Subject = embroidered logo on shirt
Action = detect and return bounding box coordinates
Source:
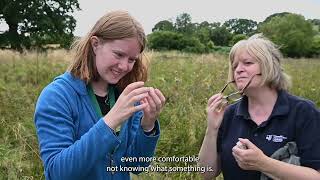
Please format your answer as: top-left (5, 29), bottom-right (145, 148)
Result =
top-left (266, 135), bottom-right (287, 142)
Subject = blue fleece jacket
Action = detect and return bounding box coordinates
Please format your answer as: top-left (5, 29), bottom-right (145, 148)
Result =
top-left (34, 72), bottom-right (160, 180)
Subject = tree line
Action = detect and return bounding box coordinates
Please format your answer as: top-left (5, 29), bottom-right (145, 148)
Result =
top-left (0, 1), bottom-right (319, 57)
top-left (148, 12), bottom-right (320, 57)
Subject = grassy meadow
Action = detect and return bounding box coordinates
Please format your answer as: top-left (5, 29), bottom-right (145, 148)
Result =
top-left (0, 50), bottom-right (319, 179)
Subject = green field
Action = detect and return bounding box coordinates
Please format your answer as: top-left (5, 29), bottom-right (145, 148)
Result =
top-left (0, 50), bottom-right (319, 179)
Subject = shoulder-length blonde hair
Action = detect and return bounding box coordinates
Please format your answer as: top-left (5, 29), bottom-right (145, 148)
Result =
top-left (67, 10), bottom-right (148, 91)
top-left (228, 33), bottom-right (291, 91)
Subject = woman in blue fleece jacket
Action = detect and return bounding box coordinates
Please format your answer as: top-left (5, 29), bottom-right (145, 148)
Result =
top-left (34, 10), bottom-right (165, 180)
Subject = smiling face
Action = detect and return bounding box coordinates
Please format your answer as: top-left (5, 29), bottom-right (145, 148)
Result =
top-left (91, 37), bottom-right (141, 84)
top-left (232, 48), bottom-right (262, 91)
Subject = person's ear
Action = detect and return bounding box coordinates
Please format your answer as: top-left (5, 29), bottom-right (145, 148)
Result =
top-left (90, 36), bottom-right (99, 54)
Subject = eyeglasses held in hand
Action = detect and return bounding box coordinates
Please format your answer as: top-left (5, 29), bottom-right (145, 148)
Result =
top-left (215, 74), bottom-right (260, 112)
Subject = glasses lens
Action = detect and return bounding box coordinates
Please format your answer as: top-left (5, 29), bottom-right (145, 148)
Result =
top-left (225, 93), bottom-right (243, 103)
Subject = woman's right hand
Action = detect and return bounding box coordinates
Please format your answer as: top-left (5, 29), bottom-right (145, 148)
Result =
top-left (103, 81), bottom-right (150, 130)
top-left (206, 93), bottom-right (227, 131)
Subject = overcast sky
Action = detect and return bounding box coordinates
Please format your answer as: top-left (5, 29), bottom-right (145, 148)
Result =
top-left (73, 0), bottom-right (320, 36)
top-left (0, 0), bottom-right (319, 36)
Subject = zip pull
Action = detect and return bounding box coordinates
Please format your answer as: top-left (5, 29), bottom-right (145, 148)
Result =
top-left (110, 153), bottom-right (115, 175)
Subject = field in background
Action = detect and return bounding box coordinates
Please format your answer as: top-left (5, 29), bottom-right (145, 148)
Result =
top-left (0, 50), bottom-right (319, 179)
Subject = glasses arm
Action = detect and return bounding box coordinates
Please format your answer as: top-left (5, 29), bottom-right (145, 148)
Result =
top-left (239, 73), bottom-right (261, 94)
top-left (219, 80), bottom-right (235, 93)
top-left (220, 73), bottom-right (261, 100)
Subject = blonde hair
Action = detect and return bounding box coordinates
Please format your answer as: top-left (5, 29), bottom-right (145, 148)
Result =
top-left (228, 33), bottom-right (291, 91)
top-left (67, 10), bottom-right (148, 91)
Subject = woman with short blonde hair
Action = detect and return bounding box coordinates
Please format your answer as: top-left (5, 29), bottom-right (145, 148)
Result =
top-left (199, 34), bottom-right (320, 180)
top-left (228, 34), bottom-right (291, 91)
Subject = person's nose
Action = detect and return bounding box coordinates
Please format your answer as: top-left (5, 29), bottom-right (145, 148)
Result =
top-left (235, 63), bottom-right (244, 75)
top-left (117, 59), bottom-right (129, 72)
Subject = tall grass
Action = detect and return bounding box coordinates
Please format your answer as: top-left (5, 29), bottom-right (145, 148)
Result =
top-left (0, 50), bottom-right (319, 179)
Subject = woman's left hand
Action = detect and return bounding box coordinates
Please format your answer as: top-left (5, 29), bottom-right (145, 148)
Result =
top-left (232, 138), bottom-right (268, 171)
top-left (140, 87), bottom-right (166, 131)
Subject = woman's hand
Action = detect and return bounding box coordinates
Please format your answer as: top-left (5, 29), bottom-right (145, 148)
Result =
top-left (206, 93), bottom-right (227, 131)
top-left (104, 81), bottom-right (150, 130)
top-left (232, 138), bottom-right (268, 171)
top-left (140, 87), bottom-right (166, 131)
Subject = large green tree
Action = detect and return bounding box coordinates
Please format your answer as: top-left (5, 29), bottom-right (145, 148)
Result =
top-left (309, 19), bottom-right (320, 35)
top-left (147, 31), bottom-right (205, 53)
top-left (193, 21), bottom-right (212, 45)
top-left (223, 18), bottom-right (257, 36)
top-left (210, 26), bottom-right (232, 46)
top-left (0, 0), bottom-right (80, 51)
top-left (152, 20), bottom-right (175, 32)
top-left (175, 13), bottom-right (194, 34)
top-left (262, 12), bottom-right (291, 24)
top-left (259, 13), bottom-right (315, 57)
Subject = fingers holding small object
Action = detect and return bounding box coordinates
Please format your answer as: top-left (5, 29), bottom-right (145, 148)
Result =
top-left (154, 88), bottom-right (166, 107)
top-left (148, 87), bottom-right (161, 111)
top-left (208, 93), bottom-right (222, 106)
top-left (146, 94), bottom-right (157, 112)
top-left (208, 94), bottom-right (223, 107)
top-left (208, 95), bottom-right (228, 112)
top-left (236, 141), bottom-right (248, 150)
top-left (132, 102), bottom-right (148, 112)
top-left (128, 87), bottom-right (151, 98)
top-left (122, 81), bottom-right (145, 95)
top-left (215, 100), bottom-right (228, 112)
top-left (130, 92), bottom-right (149, 104)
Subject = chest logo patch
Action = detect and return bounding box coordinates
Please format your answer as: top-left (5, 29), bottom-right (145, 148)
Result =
top-left (266, 135), bottom-right (287, 142)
